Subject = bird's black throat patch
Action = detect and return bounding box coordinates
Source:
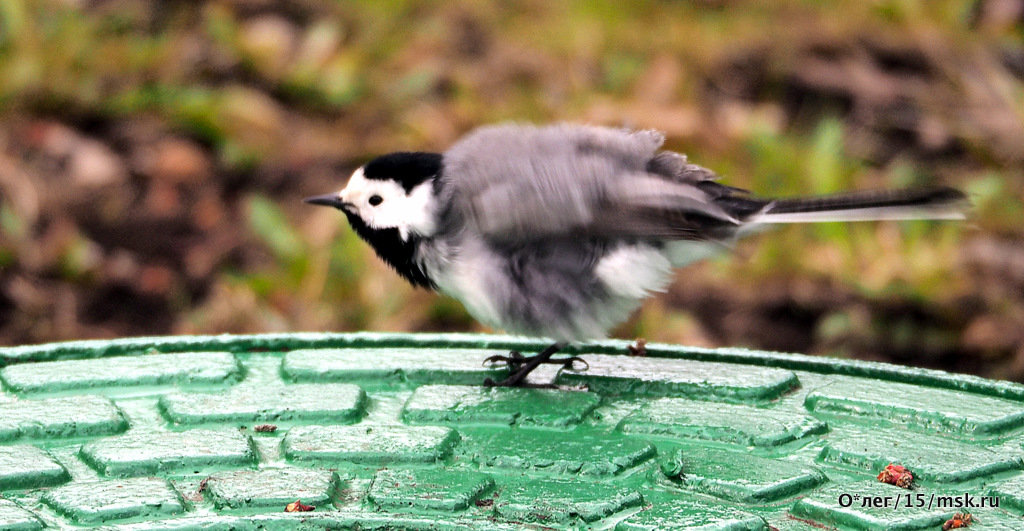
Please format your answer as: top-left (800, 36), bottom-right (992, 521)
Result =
top-left (362, 152), bottom-right (443, 193)
top-left (342, 210), bottom-right (436, 289)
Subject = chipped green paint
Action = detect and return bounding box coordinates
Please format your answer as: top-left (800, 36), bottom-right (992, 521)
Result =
top-left (80, 429), bottom-right (257, 477)
top-left (90, 511), bottom-right (524, 530)
top-left (494, 479), bottom-right (643, 523)
top-left (657, 445), bottom-right (827, 503)
top-left (791, 481), bottom-right (952, 530)
top-left (616, 491), bottom-right (768, 530)
top-left (0, 499), bottom-right (43, 531)
top-left (0, 395), bottom-right (128, 441)
top-left (2, 332), bottom-right (1024, 529)
top-left (401, 384), bottom-right (601, 427)
top-left (460, 428), bottom-right (657, 476)
top-left (159, 382), bottom-right (366, 425)
top-left (557, 354), bottom-right (800, 401)
top-left (283, 424), bottom-right (460, 465)
top-left (0, 445), bottom-right (70, 490)
top-left (990, 474), bottom-right (1024, 514)
top-left (0, 352), bottom-right (240, 393)
top-left (619, 397), bottom-right (826, 447)
top-left (805, 376), bottom-right (1024, 436)
top-left (282, 348), bottom-right (509, 385)
top-left (42, 477), bottom-right (185, 524)
top-left (367, 468), bottom-right (494, 512)
top-left (819, 425), bottom-right (1024, 482)
top-left (204, 468), bottom-right (340, 510)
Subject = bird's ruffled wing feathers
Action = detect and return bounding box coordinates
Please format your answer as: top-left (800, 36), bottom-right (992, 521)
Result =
top-left (437, 123), bottom-right (965, 244)
top-left (589, 173), bottom-right (743, 239)
top-left (646, 151), bottom-right (719, 184)
top-left (441, 123), bottom-right (746, 242)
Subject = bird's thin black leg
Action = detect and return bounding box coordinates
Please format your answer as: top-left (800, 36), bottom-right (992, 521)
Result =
top-left (483, 342), bottom-right (582, 387)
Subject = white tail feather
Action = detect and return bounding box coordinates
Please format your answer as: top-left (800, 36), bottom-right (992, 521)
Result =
top-left (750, 204), bottom-right (967, 224)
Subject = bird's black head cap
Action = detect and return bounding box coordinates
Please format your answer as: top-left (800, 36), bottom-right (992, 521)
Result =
top-left (363, 152), bottom-right (443, 193)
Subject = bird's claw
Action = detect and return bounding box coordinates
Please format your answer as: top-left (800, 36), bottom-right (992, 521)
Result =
top-left (561, 356), bottom-right (589, 372)
top-left (482, 351), bottom-right (527, 367)
top-left (482, 352), bottom-right (588, 372)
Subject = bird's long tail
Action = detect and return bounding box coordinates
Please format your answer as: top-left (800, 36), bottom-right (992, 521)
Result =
top-left (742, 186), bottom-right (968, 224)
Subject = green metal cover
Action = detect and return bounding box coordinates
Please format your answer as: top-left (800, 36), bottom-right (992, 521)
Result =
top-left (0, 332), bottom-right (1022, 529)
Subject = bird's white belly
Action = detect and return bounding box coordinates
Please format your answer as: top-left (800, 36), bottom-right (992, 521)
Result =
top-left (426, 240), bottom-right (509, 333)
top-left (426, 240), bottom-right (676, 342)
top-left (594, 243), bottom-right (673, 299)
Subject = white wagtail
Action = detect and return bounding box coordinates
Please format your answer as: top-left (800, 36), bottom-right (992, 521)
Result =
top-left (305, 123), bottom-right (967, 386)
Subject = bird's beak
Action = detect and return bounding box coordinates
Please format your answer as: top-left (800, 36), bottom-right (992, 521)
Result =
top-left (304, 194), bottom-right (349, 210)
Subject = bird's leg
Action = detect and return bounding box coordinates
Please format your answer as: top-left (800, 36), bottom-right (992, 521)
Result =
top-left (482, 350), bottom-right (588, 374)
top-left (483, 342), bottom-right (584, 387)
top-left (482, 350), bottom-right (528, 369)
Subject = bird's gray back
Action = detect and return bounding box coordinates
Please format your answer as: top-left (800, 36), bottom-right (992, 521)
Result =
top-left (440, 124), bottom-right (656, 235)
top-left (443, 123), bottom-right (664, 189)
top-left (438, 123), bottom-right (738, 242)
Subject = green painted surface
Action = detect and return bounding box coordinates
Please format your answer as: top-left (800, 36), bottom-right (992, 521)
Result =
top-left (402, 384), bottom-right (601, 427)
top-left (615, 491), bottom-right (768, 530)
top-left (159, 382), bottom-right (366, 425)
top-left (657, 445), bottom-right (827, 503)
top-left (619, 397), bottom-right (827, 447)
top-left (494, 479), bottom-right (643, 523)
top-left (92, 511), bottom-right (523, 530)
top-left (990, 474), bottom-right (1024, 513)
top-left (283, 348), bottom-right (509, 385)
top-left (283, 424), bottom-right (460, 465)
top-left (0, 499), bottom-right (44, 531)
top-left (0, 352), bottom-right (240, 393)
top-left (819, 425), bottom-right (1023, 482)
top-left (204, 468), bottom-right (340, 510)
top-left (805, 376), bottom-right (1024, 436)
top-left (460, 428), bottom-right (657, 476)
top-left (367, 468), bottom-right (494, 512)
top-left (80, 428), bottom-right (257, 477)
top-left (42, 477), bottom-right (185, 524)
top-left (791, 481), bottom-right (951, 530)
top-left (0, 445), bottom-right (70, 490)
top-left (2, 332), bottom-right (1024, 529)
top-left (557, 354), bottom-right (800, 401)
top-left (0, 395), bottom-right (128, 441)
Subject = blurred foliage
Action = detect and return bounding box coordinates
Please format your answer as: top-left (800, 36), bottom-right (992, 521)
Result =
top-left (0, 0), bottom-right (1022, 379)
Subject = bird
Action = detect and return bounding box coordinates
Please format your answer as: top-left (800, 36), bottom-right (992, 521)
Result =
top-left (305, 123), bottom-right (968, 386)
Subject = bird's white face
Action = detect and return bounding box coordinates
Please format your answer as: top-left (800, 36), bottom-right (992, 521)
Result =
top-left (337, 167), bottom-right (438, 240)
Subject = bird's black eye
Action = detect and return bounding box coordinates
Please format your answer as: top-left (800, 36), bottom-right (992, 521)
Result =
top-left (368, 195), bottom-right (383, 206)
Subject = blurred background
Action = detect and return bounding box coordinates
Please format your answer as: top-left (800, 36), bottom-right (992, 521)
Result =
top-left (0, 1), bottom-right (1022, 379)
